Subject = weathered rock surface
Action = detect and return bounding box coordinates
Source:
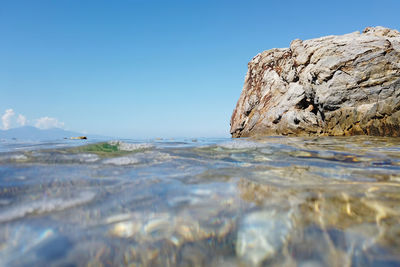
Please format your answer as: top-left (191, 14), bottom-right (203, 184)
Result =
top-left (230, 26), bottom-right (400, 137)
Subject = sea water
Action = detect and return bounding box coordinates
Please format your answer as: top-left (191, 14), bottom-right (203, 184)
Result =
top-left (0, 136), bottom-right (400, 266)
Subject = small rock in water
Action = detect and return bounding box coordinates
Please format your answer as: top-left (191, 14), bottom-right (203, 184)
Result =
top-left (236, 210), bottom-right (293, 266)
top-left (70, 136), bottom-right (87, 140)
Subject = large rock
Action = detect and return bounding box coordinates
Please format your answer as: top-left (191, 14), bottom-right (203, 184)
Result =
top-left (230, 26), bottom-right (400, 137)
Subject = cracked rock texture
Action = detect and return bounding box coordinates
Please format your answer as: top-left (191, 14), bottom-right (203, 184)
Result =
top-left (230, 26), bottom-right (400, 137)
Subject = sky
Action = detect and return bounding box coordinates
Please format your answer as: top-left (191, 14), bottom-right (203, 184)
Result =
top-left (1, 0), bottom-right (399, 138)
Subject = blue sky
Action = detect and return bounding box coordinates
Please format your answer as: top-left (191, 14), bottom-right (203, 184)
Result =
top-left (1, 0), bottom-right (399, 138)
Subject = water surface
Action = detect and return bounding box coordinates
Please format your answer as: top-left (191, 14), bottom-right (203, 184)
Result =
top-left (0, 136), bottom-right (400, 266)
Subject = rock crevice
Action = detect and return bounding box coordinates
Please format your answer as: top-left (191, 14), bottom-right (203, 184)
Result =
top-left (230, 27), bottom-right (400, 137)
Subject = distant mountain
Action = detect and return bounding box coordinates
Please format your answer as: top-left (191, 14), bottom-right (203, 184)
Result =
top-left (0, 126), bottom-right (85, 141)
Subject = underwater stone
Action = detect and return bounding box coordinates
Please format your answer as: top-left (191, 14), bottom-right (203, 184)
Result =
top-left (236, 210), bottom-right (293, 266)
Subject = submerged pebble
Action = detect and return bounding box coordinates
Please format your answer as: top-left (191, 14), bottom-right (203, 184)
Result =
top-left (236, 210), bottom-right (293, 266)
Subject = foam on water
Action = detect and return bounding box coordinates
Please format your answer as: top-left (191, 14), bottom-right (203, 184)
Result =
top-left (108, 140), bottom-right (153, 151)
top-left (103, 156), bottom-right (140, 166)
top-left (217, 139), bottom-right (266, 149)
top-left (0, 191), bottom-right (96, 223)
top-left (102, 151), bottom-right (172, 166)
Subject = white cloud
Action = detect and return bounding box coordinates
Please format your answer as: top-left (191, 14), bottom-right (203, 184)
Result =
top-left (35, 117), bottom-right (65, 129)
top-left (17, 114), bottom-right (27, 126)
top-left (1, 109), bottom-right (15, 130)
top-left (1, 109), bottom-right (66, 130)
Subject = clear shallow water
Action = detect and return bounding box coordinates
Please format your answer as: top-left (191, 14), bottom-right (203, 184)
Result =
top-left (0, 137), bottom-right (400, 266)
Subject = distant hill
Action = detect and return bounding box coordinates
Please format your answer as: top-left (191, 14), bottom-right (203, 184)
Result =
top-left (0, 126), bottom-right (86, 141)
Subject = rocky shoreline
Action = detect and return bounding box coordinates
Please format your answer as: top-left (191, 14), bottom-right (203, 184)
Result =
top-left (230, 26), bottom-right (400, 137)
